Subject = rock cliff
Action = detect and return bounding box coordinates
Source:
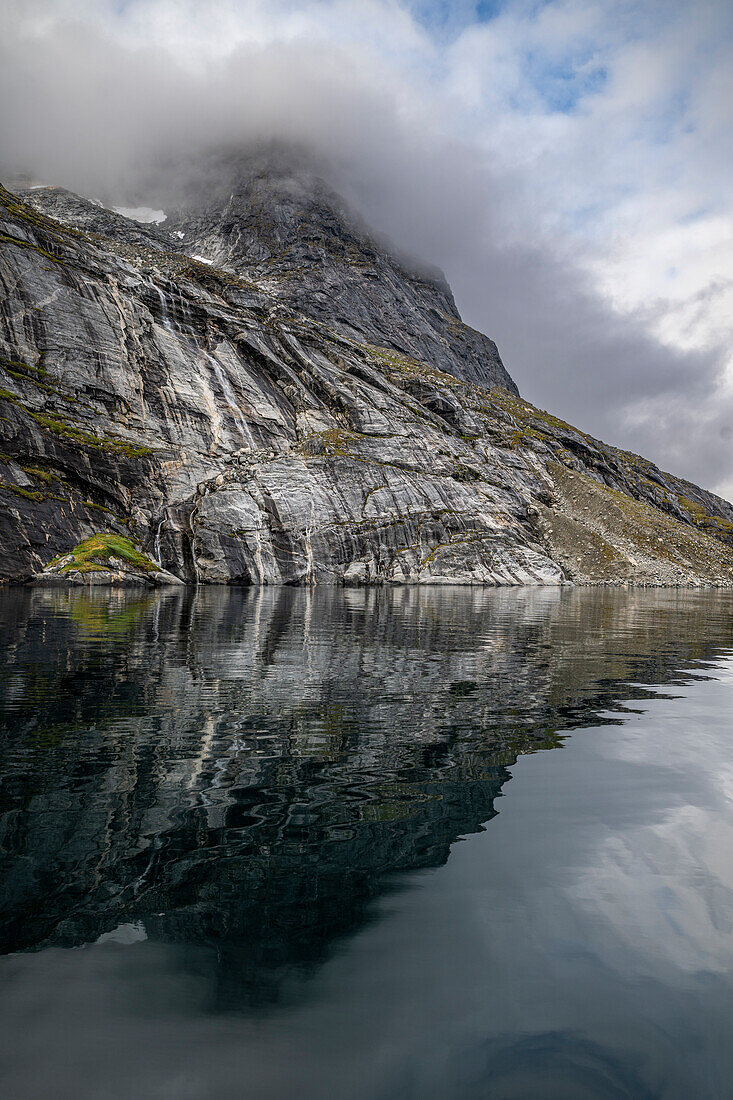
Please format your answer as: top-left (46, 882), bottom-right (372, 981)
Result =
top-left (2, 159), bottom-right (733, 586)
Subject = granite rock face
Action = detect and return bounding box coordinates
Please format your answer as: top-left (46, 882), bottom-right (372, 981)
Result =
top-left (161, 151), bottom-right (516, 393)
top-left (2, 164), bottom-right (733, 587)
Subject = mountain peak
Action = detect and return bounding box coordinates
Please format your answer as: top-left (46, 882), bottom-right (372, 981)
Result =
top-left (160, 148), bottom-right (517, 392)
top-left (3, 175), bottom-right (733, 589)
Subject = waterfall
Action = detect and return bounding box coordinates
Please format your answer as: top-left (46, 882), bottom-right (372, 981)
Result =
top-left (153, 517), bottom-right (164, 566)
top-left (204, 349), bottom-right (256, 450)
top-left (153, 283), bottom-right (189, 340)
top-left (189, 484), bottom-right (212, 588)
top-left (304, 501), bottom-right (317, 586)
top-left (151, 278), bottom-right (255, 452)
top-left (153, 284), bottom-right (176, 335)
top-left (149, 281), bottom-right (255, 457)
top-left (189, 528), bottom-right (200, 589)
top-left (253, 521), bottom-right (265, 584)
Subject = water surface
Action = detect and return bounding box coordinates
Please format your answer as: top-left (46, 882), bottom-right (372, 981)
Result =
top-left (1, 586), bottom-right (733, 1098)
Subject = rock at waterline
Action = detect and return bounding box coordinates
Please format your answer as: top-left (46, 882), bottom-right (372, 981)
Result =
top-left (32, 534), bottom-right (184, 587)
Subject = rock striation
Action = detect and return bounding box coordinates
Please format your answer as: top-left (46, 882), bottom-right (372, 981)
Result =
top-left (161, 150), bottom-right (515, 392)
top-left (2, 157), bottom-right (733, 587)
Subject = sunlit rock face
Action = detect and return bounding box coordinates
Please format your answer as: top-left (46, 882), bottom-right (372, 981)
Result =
top-left (2, 154), bottom-right (733, 585)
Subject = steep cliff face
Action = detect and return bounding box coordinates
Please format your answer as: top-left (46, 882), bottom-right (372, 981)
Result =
top-left (2, 167), bottom-right (733, 586)
top-left (161, 153), bottom-right (516, 393)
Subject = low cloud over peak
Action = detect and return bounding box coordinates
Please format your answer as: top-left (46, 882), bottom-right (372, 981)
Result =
top-left (2, 0), bottom-right (732, 494)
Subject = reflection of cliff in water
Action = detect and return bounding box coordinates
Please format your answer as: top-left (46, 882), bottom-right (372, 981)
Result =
top-left (1, 586), bottom-right (732, 1006)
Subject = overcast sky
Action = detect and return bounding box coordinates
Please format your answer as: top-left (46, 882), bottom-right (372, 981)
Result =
top-left (1, 0), bottom-right (732, 495)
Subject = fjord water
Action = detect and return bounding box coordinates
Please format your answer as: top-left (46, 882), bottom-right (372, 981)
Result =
top-left (1, 587), bottom-right (733, 1099)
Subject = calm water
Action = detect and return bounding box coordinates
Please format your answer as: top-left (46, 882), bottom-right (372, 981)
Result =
top-left (1, 586), bottom-right (733, 1099)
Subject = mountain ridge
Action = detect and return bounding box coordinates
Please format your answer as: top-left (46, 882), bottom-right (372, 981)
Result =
top-left (19, 158), bottom-right (516, 394)
top-left (2, 165), bottom-right (733, 587)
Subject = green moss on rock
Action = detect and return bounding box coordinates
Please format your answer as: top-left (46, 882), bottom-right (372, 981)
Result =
top-left (48, 533), bottom-right (158, 575)
top-left (0, 392), bottom-right (154, 457)
top-left (0, 479), bottom-right (45, 502)
top-left (300, 428), bottom-right (362, 457)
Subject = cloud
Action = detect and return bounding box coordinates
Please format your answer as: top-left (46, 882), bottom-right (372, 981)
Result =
top-left (1, 0), bottom-right (732, 494)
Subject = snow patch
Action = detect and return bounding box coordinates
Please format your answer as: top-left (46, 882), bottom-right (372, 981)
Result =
top-left (114, 206), bottom-right (166, 224)
top-left (95, 921), bottom-right (147, 946)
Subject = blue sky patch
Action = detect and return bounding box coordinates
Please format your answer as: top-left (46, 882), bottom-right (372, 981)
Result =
top-left (526, 52), bottom-right (609, 113)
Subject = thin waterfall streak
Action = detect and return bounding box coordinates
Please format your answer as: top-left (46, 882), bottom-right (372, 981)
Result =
top-left (153, 518), bottom-right (164, 566)
top-left (153, 284), bottom-right (174, 334)
top-left (152, 282), bottom-right (189, 341)
top-left (304, 500), bottom-right (317, 587)
top-left (254, 521), bottom-right (265, 584)
top-left (190, 535), bottom-right (200, 588)
top-left (152, 282), bottom-right (254, 452)
top-left (205, 350), bottom-right (256, 449)
top-left (189, 483), bottom-right (212, 587)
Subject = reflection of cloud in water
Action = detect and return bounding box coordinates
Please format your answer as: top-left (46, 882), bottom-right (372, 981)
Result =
top-left (1, 588), bottom-right (733, 1096)
top-left (569, 669), bottom-right (733, 976)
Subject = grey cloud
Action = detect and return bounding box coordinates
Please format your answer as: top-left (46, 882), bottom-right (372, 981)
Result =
top-left (1, 0), bottom-right (730, 495)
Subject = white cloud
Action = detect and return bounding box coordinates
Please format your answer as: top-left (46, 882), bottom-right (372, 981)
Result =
top-left (1, 0), bottom-right (732, 493)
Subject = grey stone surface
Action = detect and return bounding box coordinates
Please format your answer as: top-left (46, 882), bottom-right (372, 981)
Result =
top-left (160, 151), bottom-right (516, 392)
top-left (3, 169), bottom-right (733, 587)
